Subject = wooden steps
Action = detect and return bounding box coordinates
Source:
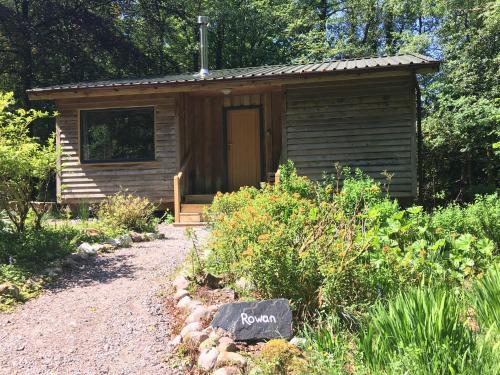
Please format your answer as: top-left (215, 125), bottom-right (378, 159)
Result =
top-left (184, 194), bottom-right (214, 204)
top-left (174, 195), bottom-right (214, 226)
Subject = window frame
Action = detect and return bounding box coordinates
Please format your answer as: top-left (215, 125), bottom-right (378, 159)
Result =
top-left (78, 105), bottom-right (157, 165)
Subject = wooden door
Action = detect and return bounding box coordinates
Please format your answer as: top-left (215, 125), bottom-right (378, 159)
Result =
top-left (226, 108), bottom-right (261, 191)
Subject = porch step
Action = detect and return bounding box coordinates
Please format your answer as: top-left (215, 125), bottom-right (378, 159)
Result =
top-left (179, 212), bottom-right (203, 223)
top-left (181, 203), bottom-right (208, 213)
top-left (184, 194), bottom-right (214, 204)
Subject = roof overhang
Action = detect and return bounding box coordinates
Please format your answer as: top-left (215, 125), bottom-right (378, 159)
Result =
top-left (28, 57), bottom-right (439, 101)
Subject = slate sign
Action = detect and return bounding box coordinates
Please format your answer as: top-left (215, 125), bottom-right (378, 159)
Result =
top-left (210, 298), bottom-right (292, 341)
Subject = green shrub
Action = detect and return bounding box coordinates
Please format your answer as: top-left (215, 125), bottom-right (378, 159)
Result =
top-left (96, 191), bottom-right (157, 232)
top-left (0, 92), bottom-right (57, 232)
top-left (431, 193), bottom-right (500, 250)
top-left (360, 287), bottom-right (480, 374)
top-left (206, 185), bottom-right (319, 312)
top-left (0, 223), bottom-right (79, 265)
top-left (205, 162), bottom-right (499, 318)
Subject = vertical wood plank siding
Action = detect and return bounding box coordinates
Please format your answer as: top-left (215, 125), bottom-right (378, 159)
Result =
top-left (185, 92), bottom-right (282, 194)
top-left (284, 74), bottom-right (416, 197)
top-left (55, 94), bottom-right (178, 205)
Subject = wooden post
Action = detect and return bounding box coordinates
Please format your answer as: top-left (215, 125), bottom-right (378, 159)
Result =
top-left (174, 173), bottom-right (182, 223)
top-left (275, 168), bottom-right (280, 185)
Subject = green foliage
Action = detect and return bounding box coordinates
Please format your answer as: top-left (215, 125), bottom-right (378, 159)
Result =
top-left (0, 223), bottom-right (79, 265)
top-left (96, 191), bottom-right (158, 233)
top-left (360, 287), bottom-right (481, 374)
top-left (0, 264), bottom-right (42, 311)
top-left (473, 264), bottom-right (500, 333)
top-left (0, 92), bottom-right (58, 232)
top-left (206, 163), bottom-right (499, 319)
top-left (206, 185), bottom-right (318, 312)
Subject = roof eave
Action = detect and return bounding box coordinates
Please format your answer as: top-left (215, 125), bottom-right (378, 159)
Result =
top-left (27, 62), bottom-right (439, 101)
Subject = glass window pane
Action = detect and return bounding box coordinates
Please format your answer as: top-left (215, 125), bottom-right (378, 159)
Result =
top-left (80, 107), bottom-right (155, 162)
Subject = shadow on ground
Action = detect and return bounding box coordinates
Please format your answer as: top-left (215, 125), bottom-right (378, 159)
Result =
top-left (46, 252), bottom-right (138, 293)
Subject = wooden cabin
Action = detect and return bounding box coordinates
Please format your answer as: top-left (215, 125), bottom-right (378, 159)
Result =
top-left (28, 53), bottom-right (439, 224)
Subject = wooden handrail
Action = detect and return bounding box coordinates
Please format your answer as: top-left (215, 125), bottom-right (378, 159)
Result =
top-left (174, 151), bottom-right (193, 223)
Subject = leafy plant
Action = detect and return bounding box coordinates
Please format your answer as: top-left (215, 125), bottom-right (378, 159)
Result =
top-left (0, 92), bottom-right (58, 232)
top-left (96, 191), bottom-right (157, 232)
top-left (473, 264), bottom-right (500, 333)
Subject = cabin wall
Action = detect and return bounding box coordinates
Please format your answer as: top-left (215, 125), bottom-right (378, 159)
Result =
top-left (55, 94), bottom-right (178, 205)
top-left (283, 73), bottom-right (416, 197)
top-left (183, 91), bottom-right (282, 194)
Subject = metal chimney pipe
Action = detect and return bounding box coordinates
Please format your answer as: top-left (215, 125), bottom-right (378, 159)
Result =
top-left (197, 16), bottom-right (209, 77)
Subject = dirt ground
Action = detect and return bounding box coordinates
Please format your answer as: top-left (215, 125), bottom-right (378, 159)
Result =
top-left (0, 225), bottom-right (206, 375)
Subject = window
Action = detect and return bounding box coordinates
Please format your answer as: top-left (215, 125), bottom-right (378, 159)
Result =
top-left (80, 107), bottom-right (155, 163)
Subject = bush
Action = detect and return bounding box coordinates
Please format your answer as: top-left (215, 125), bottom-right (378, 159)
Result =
top-left (0, 223), bottom-right (79, 265)
top-left (96, 191), bottom-right (157, 232)
top-left (360, 287), bottom-right (482, 374)
top-left (206, 185), bottom-right (318, 312)
top-left (205, 162), bottom-right (499, 318)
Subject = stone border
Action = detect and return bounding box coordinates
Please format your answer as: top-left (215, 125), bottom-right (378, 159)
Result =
top-left (170, 275), bottom-right (248, 374)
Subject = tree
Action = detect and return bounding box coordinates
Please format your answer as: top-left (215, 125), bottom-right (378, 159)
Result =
top-left (0, 92), bottom-right (57, 232)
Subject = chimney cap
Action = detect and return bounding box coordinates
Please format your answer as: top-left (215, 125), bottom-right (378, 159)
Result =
top-left (197, 15), bottom-right (209, 24)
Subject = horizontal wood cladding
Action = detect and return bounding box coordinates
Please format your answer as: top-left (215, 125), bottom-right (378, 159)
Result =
top-left (284, 75), bottom-right (416, 197)
top-left (55, 94), bottom-right (177, 204)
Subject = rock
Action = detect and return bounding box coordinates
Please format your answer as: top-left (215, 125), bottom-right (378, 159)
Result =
top-left (98, 244), bottom-right (115, 253)
top-left (213, 366), bottom-right (242, 375)
top-left (290, 337), bottom-right (307, 348)
top-left (184, 331), bottom-right (209, 347)
top-left (170, 335), bottom-right (182, 347)
top-left (0, 282), bottom-right (21, 300)
top-left (107, 238), bottom-right (121, 247)
top-left (152, 232), bottom-right (165, 240)
top-left (129, 231), bottom-right (144, 242)
top-left (187, 299), bottom-right (203, 312)
top-left (216, 352), bottom-right (247, 368)
top-left (208, 305), bottom-right (220, 313)
top-left (205, 273), bottom-right (222, 288)
top-left (174, 289), bottom-right (189, 301)
top-left (43, 266), bottom-right (63, 277)
top-left (68, 252), bottom-right (86, 261)
top-left (198, 347), bottom-right (219, 371)
top-left (185, 306), bottom-right (211, 324)
top-left (117, 234), bottom-right (132, 247)
top-left (217, 337), bottom-right (237, 352)
top-left (180, 322), bottom-right (203, 338)
top-left (199, 337), bottom-right (218, 350)
top-left (77, 242), bottom-right (97, 256)
top-left (91, 243), bottom-right (106, 252)
top-left (173, 275), bottom-right (190, 290)
top-left (62, 257), bottom-right (80, 269)
top-left (177, 296), bottom-right (192, 309)
top-left (143, 233), bottom-right (156, 241)
top-left (211, 299), bottom-right (293, 341)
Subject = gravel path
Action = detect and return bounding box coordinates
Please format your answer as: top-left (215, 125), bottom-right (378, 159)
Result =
top-left (0, 225), bottom-right (205, 375)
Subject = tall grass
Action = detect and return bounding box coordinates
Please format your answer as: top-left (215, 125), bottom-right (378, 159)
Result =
top-left (360, 287), bottom-right (480, 374)
top-left (473, 264), bottom-right (500, 332)
top-left (299, 314), bottom-right (354, 374)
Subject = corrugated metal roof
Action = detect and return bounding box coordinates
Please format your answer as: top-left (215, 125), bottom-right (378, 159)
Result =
top-left (27, 53), bottom-right (438, 94)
